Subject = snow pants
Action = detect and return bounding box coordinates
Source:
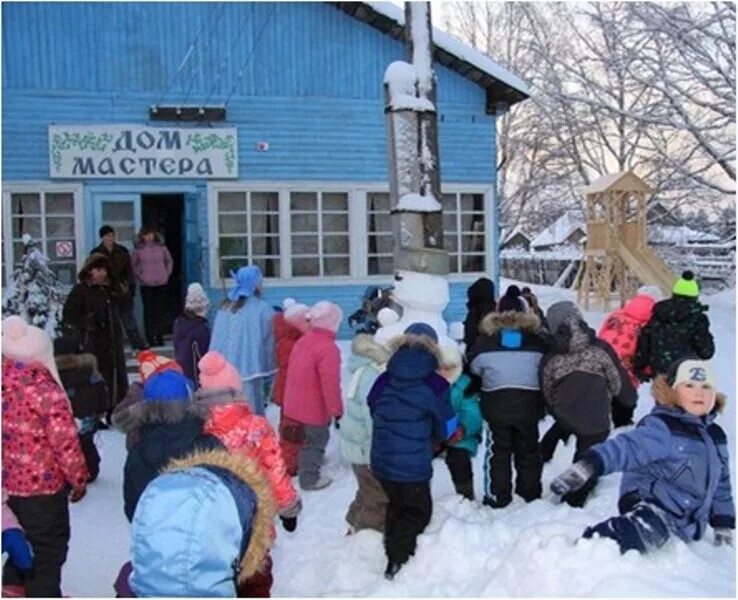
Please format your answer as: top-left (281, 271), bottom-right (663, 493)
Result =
top-left (4, 490), bottom-right (70, 597)
top-left (444, 447), bottom-right (475, 501)
top-left (346, 464), bottom-right (388, 532)
top-left (583, 501), bottom-right (671, 554)
top-left (378, 479), bottom-right (432, 566)
top-left (298, 424), bottom-right (329, 489)
top-left (279, 412), bottom-right (304, 477)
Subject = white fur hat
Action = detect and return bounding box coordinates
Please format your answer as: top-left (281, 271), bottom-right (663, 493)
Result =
top-left (438, 343), bottom-right (463, 383)
top-left (185, 283), bottom-right (210, 316)
top-left (2, 316), bottom-right (63, 387)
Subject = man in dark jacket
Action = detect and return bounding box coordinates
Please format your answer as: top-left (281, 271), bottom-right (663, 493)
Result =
top-left (463, 277), bottom-right (496, 351)
top-left (91, 225), bottom-right (146, 351)
top-left (368, 323), bottom-right (459, 581)
top-left (634, 271), bottom-right (714, 381)
top-left (468, 309), bottom-right (547, 508)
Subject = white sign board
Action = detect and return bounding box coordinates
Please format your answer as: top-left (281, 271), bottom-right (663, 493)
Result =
top-left (49, 125), bottom-right (238, 179)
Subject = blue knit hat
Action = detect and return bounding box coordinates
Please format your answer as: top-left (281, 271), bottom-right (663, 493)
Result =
top-left (227, 265), bottom-right (263, 302)
top-left (143, 370), bottom-right (194, 403)
top-left (403, 322), bottom-right (438, 343)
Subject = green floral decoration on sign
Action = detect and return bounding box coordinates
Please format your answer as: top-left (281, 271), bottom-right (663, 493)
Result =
top-left (50, 132), bottom-right (114, 172)
top-left (186, 133), bottom-right (236, 174)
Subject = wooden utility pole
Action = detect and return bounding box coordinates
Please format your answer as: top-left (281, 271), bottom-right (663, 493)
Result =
top-left (384, 1), bottom-right (448, 275)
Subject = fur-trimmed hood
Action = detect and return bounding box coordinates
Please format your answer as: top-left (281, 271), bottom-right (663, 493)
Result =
top-left (388, 333), bottom-right (443, 365)
top-left (54, 352), bottom-right (99, 373)
top-left (165, 449), bottom-right (276, 581)
top-left (352, 333), bottom-right (391, 365)
top-left (77, 252), bottom-right (113, 284)
top-left (479, 311), bottom-right (541, 336)
top-left (122, 397), bottom-right (208, 429)
top-left (651, 375), bottom-right (726, 414)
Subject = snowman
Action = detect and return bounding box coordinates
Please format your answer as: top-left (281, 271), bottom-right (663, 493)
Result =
top-left (373, 269), bottom-right (459, 349)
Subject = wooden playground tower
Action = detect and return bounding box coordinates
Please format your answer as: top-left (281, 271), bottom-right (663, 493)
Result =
top-left (576, 171), bottom-right (676, 310)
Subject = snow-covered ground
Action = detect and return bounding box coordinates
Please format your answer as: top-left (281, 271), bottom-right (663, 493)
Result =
top-left (64, 281), bottom-right (736, 597)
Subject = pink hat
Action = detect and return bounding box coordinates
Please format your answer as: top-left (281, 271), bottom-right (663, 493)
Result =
top-left (2, 316), bottom-right (63, 387)
top-left (306, 301), bottom-right (343, 333)
top-left (284, 302), bottom-right (310, 333)
top-left (198, 351), bottom-right (243, 391)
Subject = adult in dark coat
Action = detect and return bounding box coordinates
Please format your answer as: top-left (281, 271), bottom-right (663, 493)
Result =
top-left (463, 277), bottom-right (496, 352)
top-left (122, 370), bottom-right (222, 521)
top-left (634, 271), bottom-right (714, 382)
top-left (62, 253), bottom-right (128, 418)
top-left (91, 225), bottom-right (146, 351)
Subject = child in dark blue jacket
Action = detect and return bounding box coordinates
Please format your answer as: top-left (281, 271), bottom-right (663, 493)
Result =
top-left (551, 357), bottom-right (734, 554)
top-left (368, 323), bottom-right (459, 580)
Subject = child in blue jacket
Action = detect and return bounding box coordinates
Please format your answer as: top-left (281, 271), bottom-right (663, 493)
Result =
top-left (368, 323), bottom-right (459, 581)
top-left (438, 343), bottom-right (482, 501)
top-left (551, 357), bottom-right (734, 553)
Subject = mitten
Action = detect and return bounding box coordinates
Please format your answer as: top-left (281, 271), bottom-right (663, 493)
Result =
top-left (70, 486), bottom-right (87, 503)
top-left (2, 528), bottom-right (33, 571)
top-left (334, 417), bottom-right (341, 430)
top-left (550, 460), bottom-right (596, 497)
top-left (714, 528), bottom-right (734, 547)
top-left (280, 516), bottom-right (297, 532)
top-left (447, 424), bottom-right (465, 446)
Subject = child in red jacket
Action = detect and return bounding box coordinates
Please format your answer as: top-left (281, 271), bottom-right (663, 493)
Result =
top-left (197, 351), bottom-right (302, 597)
top-left (272, 299), bottom-right (310, 476)
top-left (2, 316), bottom-right (88, 597)
top-left (283, 301), bottom-right (343, 491)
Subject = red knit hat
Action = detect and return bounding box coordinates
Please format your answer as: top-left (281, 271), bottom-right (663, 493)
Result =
top-left (137, 350), bottom-right (183, 383)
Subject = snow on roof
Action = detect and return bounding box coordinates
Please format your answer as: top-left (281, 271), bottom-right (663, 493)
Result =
top-left (580, 171), bottom-right (654, 195)
top-left (366, 2), bottom-right (530, 98)
top-left (530, 211), bottom-right (586, 249)
top-left (648, 225), bottom-right (722, 245)
top-left (501, 224), bottom-right (530, 244)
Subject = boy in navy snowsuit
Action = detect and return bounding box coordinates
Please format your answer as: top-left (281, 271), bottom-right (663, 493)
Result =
top-left (551, 357), bottom-right (734, 553)
top-left (368, 323), bottom-right (460, 581)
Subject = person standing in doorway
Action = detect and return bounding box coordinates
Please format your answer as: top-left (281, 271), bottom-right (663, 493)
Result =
top-left (131, 227), bottom-right (173, 348)
top-left (91, 225), bottom-right (147, 351)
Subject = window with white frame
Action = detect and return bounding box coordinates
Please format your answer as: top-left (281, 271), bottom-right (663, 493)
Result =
top-left (290, 191), bottom-right (350, 277)
top-left (217, 191), bottom-right (280, 278)
top-left (367, 192), bottom-right (393, 275)
top-left (443, 192), bottom-right (486, 273)
top-left (3, 189), bottom-right (81, 286)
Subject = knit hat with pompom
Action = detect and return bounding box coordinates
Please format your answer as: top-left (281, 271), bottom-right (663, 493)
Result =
top-left (198, 351), bottom-right (243, 391)
top-left (137, 350), bottom-right (183, 383)
top-left (306, 301), bottom-right (343, 333)
top-left (672, 270), bottom-right (700, 298)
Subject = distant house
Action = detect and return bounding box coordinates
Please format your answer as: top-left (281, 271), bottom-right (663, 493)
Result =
top-left (649, 225), bottom-right (721, 246)
top-left (647, 202), bottom-right (684, 227)
top-left (500, 225), bottom-right (531, 251)
top-left (529, 211), bottom-right (586, 252)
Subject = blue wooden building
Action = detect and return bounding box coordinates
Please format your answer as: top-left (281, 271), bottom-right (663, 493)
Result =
top-left (2, 1), bottom-right (528, 337)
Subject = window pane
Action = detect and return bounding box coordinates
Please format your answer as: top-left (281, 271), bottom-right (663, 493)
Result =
top-left (220, 258), bottom-right (246, 278)
top-left (292, 235), bottom-right (318, 255)
top-left (219, 192), bottom-right (247, 212)
top-left (322, 192), bottom-right (348, 211)
top-left (219, 237), bottom-right (248, 256)
top-left (368, 256), bottom-right (394, 275)
top-left (115, 226), bottom-right (135, 246)
top-left (251, 235), bottom-right (280, 256)
top-left (49, 262), bottom-right (76, 285)
top-left (323, 235), bottom-right (348, 254)
top-left (45, 193), bottom-right (74, 214)
top-left (252, 257), bottom-right (280, 278)
top-left (219, 214), bottom-right (248, 234)
top-left (368, 192), bottom-right (390, 212)
top-left (323, 256), bottom-right (349, 275)
top-left (292, 214), bottom-right (318, 233)
top-left (445, 235), bottom-right (458, 252)
top-left (12, 217), bottom-right (42, 238)
top-left (441, 193), bottom-right (456, 211)
top-left (461, 233), bottom-right (485, 253)
top-left (251, 213), bottom-right (279, 235)
top-left (291, 192), bottom-right (317, 211)
top-left (368, 213), bottom-right (391, 233)
top-left (461, 254), bottom-right (485, 273)
top-left (46, 240), bottom-right (76, 260)
top-left (460, 213), bottom-right (484, 233)
top-left (368, 234), bottom-right (393, 253)
top-left (292, 257), bottom-right (319, 276)
top-left (449, 254), bottom-right (459, 273)
top-left (11, 193), bottom-right (40, 214)
top-left (443, 214), bottom-right (457, 232)
top-left (251, 192), bottom-right (278, 212)
top-left (46, 216), bottom-right (74, 238)
top-left (460, 193), bottom-right (484, 212)
top-left (101, 202), bottom-right (134, 221)
top-left (322, 213), bottom-right (348, 232)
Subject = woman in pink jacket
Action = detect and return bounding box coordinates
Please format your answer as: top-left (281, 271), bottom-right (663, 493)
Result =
top-left (131, 227), bottom-right (173, 347)
top-left (283, 301), bottom-right (343, 491)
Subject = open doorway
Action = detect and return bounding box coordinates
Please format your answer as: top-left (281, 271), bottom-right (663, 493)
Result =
top-left (141, 194), bottom-right (184, 336)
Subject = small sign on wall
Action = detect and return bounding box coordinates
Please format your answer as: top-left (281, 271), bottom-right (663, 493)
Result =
top-left (48, 125), bottom-right (239, 179)
top-left (55, 240), bottom-right (74, 258)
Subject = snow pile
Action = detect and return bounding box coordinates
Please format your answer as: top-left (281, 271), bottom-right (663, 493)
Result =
top-left (63, 280), bottom-right (735, 597)
top-left (396, 192), bottom-right (442, 212)
top-left (384, 61), bottom-right (435, 112)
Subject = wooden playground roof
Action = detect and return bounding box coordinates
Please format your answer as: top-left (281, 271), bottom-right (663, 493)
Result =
top-left (580, 171), bottom-right (655, 195)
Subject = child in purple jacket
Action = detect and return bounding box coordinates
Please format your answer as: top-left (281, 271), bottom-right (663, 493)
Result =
top-left (172, 283), bottom-right (211, 387)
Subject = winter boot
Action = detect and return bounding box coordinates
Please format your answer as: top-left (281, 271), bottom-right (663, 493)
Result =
top-left (384, 561), bottom-right (403, 581)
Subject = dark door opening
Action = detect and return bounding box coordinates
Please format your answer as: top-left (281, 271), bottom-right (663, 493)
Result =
top-left (141, 194), bottom-right (185, 336)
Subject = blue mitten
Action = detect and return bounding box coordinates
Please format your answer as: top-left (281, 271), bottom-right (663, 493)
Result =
top-left (2, 528), bottom-right (33, 571)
